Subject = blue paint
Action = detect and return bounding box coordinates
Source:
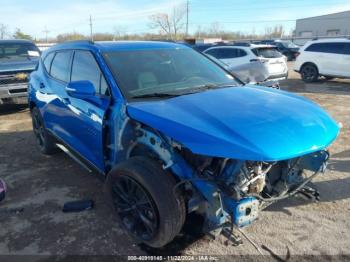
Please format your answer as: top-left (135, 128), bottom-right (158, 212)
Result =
top-left (28, 40), bottom-right (340, 237)
top-left (127, 85), bottom-right (339, 161)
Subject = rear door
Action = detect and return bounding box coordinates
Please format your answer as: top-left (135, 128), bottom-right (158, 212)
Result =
top-left (42, 50), bottom-right (74, 138)
top-left (319, 42), bottom-right (346, 76)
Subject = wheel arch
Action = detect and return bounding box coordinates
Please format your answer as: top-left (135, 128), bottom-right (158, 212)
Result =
top-left (300, 62), bottom-right (319, 73)
top-left (29, 101), bottom-right (37, 111)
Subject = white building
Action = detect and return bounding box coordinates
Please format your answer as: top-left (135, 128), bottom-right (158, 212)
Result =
top-left (296, 10), bottom-right (350, 38)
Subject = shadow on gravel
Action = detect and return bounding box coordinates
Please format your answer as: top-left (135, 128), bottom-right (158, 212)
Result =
top-left (280, 78), bottom-right (350, 96)
top-left (0, 103), bottom-right (28, 116)
top-left (266, 176), bottom-right (350, 213)
top-left (139, 213), bottom-right (205, 256)
top-left (0, 129), bottom-right (206, 256)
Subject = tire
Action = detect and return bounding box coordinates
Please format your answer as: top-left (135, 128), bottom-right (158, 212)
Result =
top-left (31, 107), bottom-right (58, 155)
top-left (287, 53), bottom-right (294, 61)
top-left (104, 156), bottom-right (186, 248)
top-left (300, 63), bottom-right (319, 82)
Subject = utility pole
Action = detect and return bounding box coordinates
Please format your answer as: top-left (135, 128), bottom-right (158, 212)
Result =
top-left (89, 15), bottom-right (94, 41)
top-left (186, 0), bottom-right (189, 37)
top-left (43, 27), bottom-right (49, 43)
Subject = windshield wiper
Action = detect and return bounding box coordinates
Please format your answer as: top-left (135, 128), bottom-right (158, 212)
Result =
top-left (130, 83), bottom-right (236, 99)
top-left (182, 83), bottom-right (235, 93)
top-left (131, 93), bottom-right (180, 99)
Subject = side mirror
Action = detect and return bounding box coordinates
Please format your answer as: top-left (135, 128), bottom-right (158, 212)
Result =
top-left (65, 80), bottom-right (110, 109)
top-left (66, 80), bottom-right (95, 98)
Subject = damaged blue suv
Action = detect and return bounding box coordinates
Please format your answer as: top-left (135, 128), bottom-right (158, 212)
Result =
top-left (28, 40), bottom-right (340, 247)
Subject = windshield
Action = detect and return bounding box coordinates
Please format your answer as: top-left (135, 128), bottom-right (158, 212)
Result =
top-left (252, 47), bottom-right (282, 58)
top-left (103, 48), bottom-right (239, 99)
top-left (0, 42), bottom-right (40, 61)
top-left (279, 41), bottom-right (299, 49)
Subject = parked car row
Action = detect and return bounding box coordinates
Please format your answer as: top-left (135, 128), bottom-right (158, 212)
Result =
top-left (1, 38), bottom-right (350, 106)
top-left (253, 39), bottom-right (300, 61)
top-left (192, 42), bottom-right (288, 87)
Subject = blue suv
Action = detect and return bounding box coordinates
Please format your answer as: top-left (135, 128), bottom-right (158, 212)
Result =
top-left (29, 40), bottom-right (339, 247)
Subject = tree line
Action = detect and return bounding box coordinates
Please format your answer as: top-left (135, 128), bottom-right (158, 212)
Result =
top-left (0, 3), bottom-right (293, 43)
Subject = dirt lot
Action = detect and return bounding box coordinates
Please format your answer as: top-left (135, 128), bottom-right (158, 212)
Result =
top-left (0, 63), bottom-right (349, 259)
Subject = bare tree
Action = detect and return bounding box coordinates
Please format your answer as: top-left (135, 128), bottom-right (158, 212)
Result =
top-left (171, 4), bottom-right (186, 39)
top-left (149, 13), bottom-right (172, 39)
top-left (149, 4), bottom-right (186, 40)
top-left (0, 23), bottom-right (8, 39)
top-left (208, 22), bottom-right (222, 37)
top-left (113, 25), bottom-right (127, 40)
top-left (264, 24), bottom-right (285, 38)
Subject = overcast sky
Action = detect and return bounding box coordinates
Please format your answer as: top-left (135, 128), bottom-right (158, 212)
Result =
top-left (1, 0), bottom-right (350, 38)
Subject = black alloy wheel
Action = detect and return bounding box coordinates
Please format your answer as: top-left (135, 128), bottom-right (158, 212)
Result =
top-left (31, 107), bottom-right (58, 154)
top-left (112, 175), bottom-right (158, 241)
top-left (32, 108), bottom-right (45, 149)
top-left (104, 156), bottom-right (186, 247)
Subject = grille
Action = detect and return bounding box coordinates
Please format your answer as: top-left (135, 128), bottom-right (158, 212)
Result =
top-left (0, 71), bottom-right (31, 86)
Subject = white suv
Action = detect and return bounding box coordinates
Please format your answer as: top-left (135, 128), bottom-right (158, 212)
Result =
top-left (203, 44), bottom-right (288, 80)
top-left (294, 38), bottom-right (350, 82)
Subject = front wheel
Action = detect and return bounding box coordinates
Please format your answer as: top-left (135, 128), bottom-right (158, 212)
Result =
top-left (300, 64), bottom-right (318, 82)
top-left (104, 156), bottom-right (186, 247)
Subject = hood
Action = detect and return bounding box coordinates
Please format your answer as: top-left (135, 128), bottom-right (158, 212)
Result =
top-left (127, 86), bottom-right (340, 161)
top-left (0, 58), bottom-right (38, 73)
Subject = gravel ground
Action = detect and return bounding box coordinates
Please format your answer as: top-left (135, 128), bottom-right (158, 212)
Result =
top-left (0, 63), bottom-right (349, 260)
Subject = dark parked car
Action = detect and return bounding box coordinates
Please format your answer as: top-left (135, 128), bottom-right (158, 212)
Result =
top-left (0, 39), bottom-right (40, 104)
top-left (253, 40), bottom-right (300, 61)
top-left (273, 40), bottom-right (300, 61)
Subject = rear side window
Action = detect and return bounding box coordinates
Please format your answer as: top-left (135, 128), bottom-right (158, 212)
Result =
top-left (71, 50), bottom-right (109, 95)
top-left (305, 42), bottom-right (347, 54)
top-left (43, 52), bottom-right (55, 73)
top-left (252, 48), bottom-right (282, 58)
top-left (345, 43), bottom-right (350, 55)
top-left (50, 51), bottom-right (72, 82)
top-left (205, 48), bottom-right (246, 59)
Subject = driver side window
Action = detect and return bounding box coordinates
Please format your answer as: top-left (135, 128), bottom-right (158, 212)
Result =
top-left (71, 50), bottom-right (110, 96)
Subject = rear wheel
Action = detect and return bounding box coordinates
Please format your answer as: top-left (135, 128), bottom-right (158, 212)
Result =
top-left (31, 107), bottom-right (58, 155)
top-left (300, 64), bottom-right (318, 82)
top-left (104, 156), bottom-right (186, 247)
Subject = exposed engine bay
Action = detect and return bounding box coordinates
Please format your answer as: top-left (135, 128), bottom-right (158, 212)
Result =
top-left (178, 147), bottom-right (329, 229)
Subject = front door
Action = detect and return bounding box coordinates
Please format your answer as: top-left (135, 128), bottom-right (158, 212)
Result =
top-left (61, 50), bottom-right (110, 171)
